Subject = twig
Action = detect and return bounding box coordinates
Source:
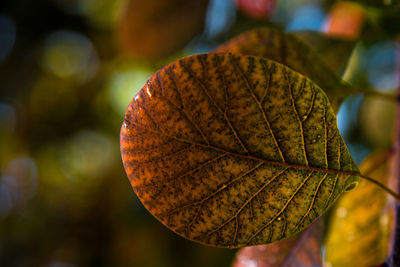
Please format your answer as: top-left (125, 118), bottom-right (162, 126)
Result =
top-left (362, 148), bottom-right (395, 176)
top-left (347, 88), bottom-right (399, 102)
top-left (358, 174), bottom-right (400, 202)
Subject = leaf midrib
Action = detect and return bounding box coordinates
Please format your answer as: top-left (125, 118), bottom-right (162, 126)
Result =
top-left (130, 120), bottom-right (360, 178)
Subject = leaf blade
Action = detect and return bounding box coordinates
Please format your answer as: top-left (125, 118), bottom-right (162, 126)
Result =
top-left (293, 30), bottom-right (355, 76)
top-left (120, 53), bottom-right (359, 247)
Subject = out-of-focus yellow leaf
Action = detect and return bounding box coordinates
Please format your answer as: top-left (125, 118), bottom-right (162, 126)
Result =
top-left (359, 97), bottom-right (395, 148)
top-left (293, 31), bottom-right (355, 76)
top-left (233, 219), bottom-right (324, 267)
top-left (325, 151), bottom-right (393, 266)
top-left (120, 53), bottom-right (360, 248)
top-left (215, 27), bottom-right (352, 111)
top-left (117, 0), bottom-right (209, 61)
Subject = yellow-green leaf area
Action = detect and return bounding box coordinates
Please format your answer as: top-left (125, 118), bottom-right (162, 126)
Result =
top-left (325, 151), bottom-right (392, 266)
top-left (120, 53), bottom-right (359, 248)
top-left (215, 28), bottom-right (351, 111)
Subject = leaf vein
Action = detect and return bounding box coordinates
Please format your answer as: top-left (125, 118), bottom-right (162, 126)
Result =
top-left (230, 55), bottom-right (285, 162)
top-left (285, 70), bottom-right (308, 166)
top-left (302, 86), bottom-right (315, 122)
top-left (180, 59), bottom-right (250, 154)
top-left (164, 161), bottom-right (263, 217)
top-left (246, 170), bottom-right (314, 244)
top-left (131, 125), bottom-right (361, 178)
top-left (156, 72), bottom-right (211, 145)
top-left (323, 104), bottom-right (328, 169)
top-left (323, 173), bottom-right (340, 210)
top-left (207, 167), bottom-right (289, 239)
top-left (294, 173), bottom-right (328, 232)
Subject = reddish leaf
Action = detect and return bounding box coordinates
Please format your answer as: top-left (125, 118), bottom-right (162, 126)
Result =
top-left (233, 219), bottom-right (324, 267)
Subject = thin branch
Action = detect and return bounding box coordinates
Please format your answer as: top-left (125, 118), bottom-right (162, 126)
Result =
top-left (358, 173), bottom-right (400, 202)
top-left (346, 88), bottom-right (399, 102)
top-left (362, 148), bottom-right (395, 176)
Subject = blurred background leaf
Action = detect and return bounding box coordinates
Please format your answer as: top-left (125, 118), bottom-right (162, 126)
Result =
top-left (293, 31), bottom-right (355, 76)
top-left (232, 219), bottom-right (324, 267)
top-left (215, 27), bottom-right (351, 111)
top-left (325, 151), bottom-right (394, 267)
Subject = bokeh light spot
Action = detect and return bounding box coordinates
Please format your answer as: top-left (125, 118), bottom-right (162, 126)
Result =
top-left (235, 0), bottom-right (277, 19)
top-left (60, 130), bottom-right (116, 179)
top-left (4, 157), bottom-right (38, 200)
top-left (322, 2), bottom-right (365, 40)
top-left (287, 4), bottom-right (325, 31)
top-left (0, 178), bottom-right (14, 219)
top-left (0, 157), bottom-right (38, 219)
top-left (366, 41), bottom-right (397, 91)
top-left (78, 0), bottom-right (127, 29)
top-left (42, 30), bottom-right (98, 81)
top-left (336, 207), bottom-right (348, 218)
top-left (108, 69), bottom-right (152, 115)
top-left (0, 15), bottom-right (16, 63)
top-left (204, 0), bottom-right (236, 38)
top-left (0, 102), bottom-right (17, 135)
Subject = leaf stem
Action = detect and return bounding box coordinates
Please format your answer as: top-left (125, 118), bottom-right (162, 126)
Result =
top-left (362, 148), bottom-right (395, 176)
top-left (347, 88), bottom-right (399, 101)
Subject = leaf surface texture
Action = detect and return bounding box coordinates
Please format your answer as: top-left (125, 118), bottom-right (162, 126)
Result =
top-left (120, 53), bottom-right (359, 247)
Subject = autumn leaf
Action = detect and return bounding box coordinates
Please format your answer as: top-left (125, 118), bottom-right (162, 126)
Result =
top-left (120, 53), bottom-right (360, 248)
top-left (233, 218), bottom-right (324, 267)
top-left (215, 27), bottom-right (351, 111)
top-left (325, 151), bottom-right (393, 266)
top-left (117, 0), bottom-right (209, 61)
top-left (293, 31), bottom-right (355, 76)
